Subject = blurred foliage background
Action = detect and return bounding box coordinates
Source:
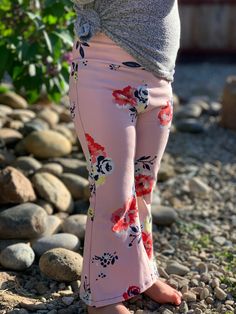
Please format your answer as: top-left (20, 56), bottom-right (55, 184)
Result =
top-left (0, 0), bottom-right (75, 104)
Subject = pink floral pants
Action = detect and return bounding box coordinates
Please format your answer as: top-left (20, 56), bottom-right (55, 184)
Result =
top-left (68, 32), bottom-right (174, 308)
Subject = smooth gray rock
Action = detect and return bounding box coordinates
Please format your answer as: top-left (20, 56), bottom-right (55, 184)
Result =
top-left (73, 199), bottom-right (90, 215)
top-left (20, 118), bottom-right (49, 136)
top-left (0, 239), bottom-right (29, 253)
top-left (8, 109), bottom-right (36, 122)
top-left (0, 149), bottom-right (16, 167)
top-left (166, 262), bottom-right (190, 276)
top-left (62, 215), bottom-right (87, 239)
top-left (24, 130), bottom-right (72, 159)
top-left (60, 173), bottom-right (90, 200)
top-left (12, 156), bottom-right (42, 175)
top-left (151, 206), bottom-right (178, 226)
top-left (32, 172), bottom-right (73, 213)
top-left (0, 104), bottom-right (13, 115)
top-left (0, 91), bottom-right (28, 109)
top-left (0, 128), bottom-right (23, 145)
top-left (0, 203), bottom-right (48, 239)
top-left (51, 158), bottom-right (88, 178)
top-left (0, 243), bottom-right (35, 270)
top-left (39, 248), bottom-right (83, 282)
top-left (35, 199), bottom-right (54, 215)
top-left (14, 138), bottom-right (28, 156)
top-left (41, 215), bottom-right (62, 236)
top-left (175, 103), bottom-right (202, 119)
top-left (52, 124), bottom-right (76, 144)
top-left (175, 118), bottom-right (206, 133)
top-left (7, 309), bottom-right (29, 314)
top-left (37, 162), bottom-right (63, 176)
top-left (37, 108), bottom-right (59, 126)
top-left (31, 233), bottom-right (80, 256)
top-left (6, 119), bottom-right (24, 130)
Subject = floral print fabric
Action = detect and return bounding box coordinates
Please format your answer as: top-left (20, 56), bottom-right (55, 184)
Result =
top-left (68, 32), bottom-right (174, 308)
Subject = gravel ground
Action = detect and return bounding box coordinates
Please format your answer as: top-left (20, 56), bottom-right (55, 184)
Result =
top-left (173, 59), bottom-right (236, 102)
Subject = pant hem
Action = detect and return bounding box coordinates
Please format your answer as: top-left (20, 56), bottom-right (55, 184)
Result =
top-left (80, 273), bottom-right (159, 308)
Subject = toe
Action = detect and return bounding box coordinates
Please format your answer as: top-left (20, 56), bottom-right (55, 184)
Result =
top-left (174, 292), bottom-right (182, 305)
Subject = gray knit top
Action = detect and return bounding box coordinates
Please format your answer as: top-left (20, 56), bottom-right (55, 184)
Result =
top-left (72, 0), bottom-right (181, 82)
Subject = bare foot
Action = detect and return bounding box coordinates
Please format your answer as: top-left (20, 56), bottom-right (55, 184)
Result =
top-left (88, 302), bottom-right (130, 314)
top-left (143, 279), bottom-right (183, 305)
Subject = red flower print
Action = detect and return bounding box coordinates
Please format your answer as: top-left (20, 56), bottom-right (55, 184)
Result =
top-left (123, 285), bottom-right (141, 300)
top-left (135, 174), bottom-right (155, 196)
top-left (142, 231), bottom-right (153, 259)
top-left (85, 133), bottom-right (106, 162)
top-left (157, 99), bottom-right (173, 126)
top-left (111, 195), bottom-right (138, 233)
top-left (112, 85), bottom-right (137, 107)
top-left (111, 208), bottom-right (129, 232)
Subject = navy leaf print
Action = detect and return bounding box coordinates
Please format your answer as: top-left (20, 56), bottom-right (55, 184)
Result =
top-left (135, 155), bottom-right (157, 170)
top-left (138, 156), bottom-right (151, 160)
top-left (80, 46), bottom-right (85, 58)
top-left (111, 256), bottom-right (118, 264)
top-left (122, 61), bottom-right (142, 68)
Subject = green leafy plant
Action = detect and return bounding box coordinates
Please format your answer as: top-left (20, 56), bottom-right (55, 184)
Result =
top-left (0, 0), bottom-right (76, 103)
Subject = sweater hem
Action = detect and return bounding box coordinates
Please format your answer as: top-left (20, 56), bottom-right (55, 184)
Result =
top-left (101, 28), bottom-right (175, 83)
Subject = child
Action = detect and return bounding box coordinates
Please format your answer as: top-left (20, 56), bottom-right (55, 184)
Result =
top-left (69, 1), bottom-right (182, 313)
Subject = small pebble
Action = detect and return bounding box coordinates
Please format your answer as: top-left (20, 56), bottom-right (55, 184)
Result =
top-left (162, 310), bottom-right (173, 314)
top-left (214, 286), bottom-right (227, 301)
top-left (179, 300), bottom-right (188, 313)
top-left (211, 277), bottom-right (220, 288)
top-left (166, 262), bottom-right (190, 276)
top-left (61, 296), bottom-right (75, 305)
top-left (206, 296), bottom-right (214, 304)
top-left (183, 291), bottom-right (197, 302)
top-left (200, 287), bottom-right (210, 300)
top-left (196, 262), bottom-right (208, 273)
top-left (200, 273), bottom-right (211, 283)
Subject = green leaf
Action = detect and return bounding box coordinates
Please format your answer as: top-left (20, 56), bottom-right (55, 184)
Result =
top-left (44, 14), bottom-right (57, 25)
top-left (25, 11), bottom-right (41, 21)
top-left (52, 30), bottom-right (73, 46)
top-left (59, 73), bottom-right (69, 92)
top-left (43, 30), bottom-right (52, 53)
top-left (0, 0), bottom-right (75, 103)
top-left (13, 66), bottom-right (24, 80)
top-left (27, 89), bottom-right (40, 104)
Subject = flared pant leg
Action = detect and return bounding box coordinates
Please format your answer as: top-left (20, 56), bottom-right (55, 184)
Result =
top-left (68, 32), bottom-right (174, 308)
